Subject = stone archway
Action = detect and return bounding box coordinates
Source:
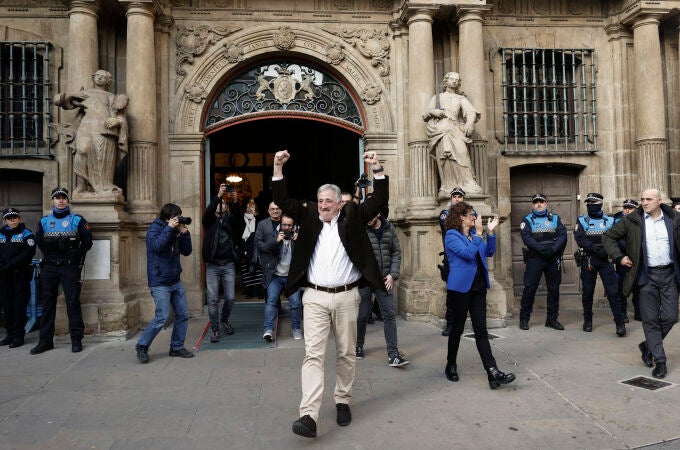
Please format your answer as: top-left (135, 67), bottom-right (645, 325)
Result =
top-left (167, 23), bottom-right (398, 313)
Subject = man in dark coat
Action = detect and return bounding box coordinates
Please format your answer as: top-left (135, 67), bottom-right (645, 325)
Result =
top-left (603, 189), bottom-right (680, 379)
top-left (271, 149), bottom-right (387, 438)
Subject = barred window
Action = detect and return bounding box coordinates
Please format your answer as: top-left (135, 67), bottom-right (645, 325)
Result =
top-left (501, 48), bottom-right (597, 153)
top-left (0, 42), bottom-right (52, 157)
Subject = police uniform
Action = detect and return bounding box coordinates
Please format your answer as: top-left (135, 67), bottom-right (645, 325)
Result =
top-left (0, 208), bottom-right (36, 347)
top-left (614, 199), bottom-right (641, 321)
top-left (439, 187), bottom-right (466, 336)
top-left (518, 194), bottom-right (567, 329)
top-left (573, 192), bottom-right (626, 335)
top-left (32, 188), bottom-right (93, 354)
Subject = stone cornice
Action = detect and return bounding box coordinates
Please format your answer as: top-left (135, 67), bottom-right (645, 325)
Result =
top-left (617, 1), bottom-right (672, 26)
top-left (456, 5), bottom-right (492, 25)
top-left (398, 2), bottom-right (438, 25)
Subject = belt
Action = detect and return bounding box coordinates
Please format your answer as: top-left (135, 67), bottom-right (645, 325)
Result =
top-left (42, 259), bottom-right (80, 266)
top-left (307, 280), bottom-right (359, 293)
top-left (649, 264), bottom-right (673, 271)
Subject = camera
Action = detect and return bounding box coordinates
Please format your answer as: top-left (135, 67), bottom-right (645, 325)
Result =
top-left (283, 229), bottom-right (294, 240)
top-left (177, 216), bottom-right (192, 225)
top-left (225, 184), bottom-right (235, 193)
top-left (355, 173), bottom-right (372, 189)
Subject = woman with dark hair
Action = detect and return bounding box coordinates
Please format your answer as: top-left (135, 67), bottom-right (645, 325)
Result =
top-left (444, 201), bottom-right (515, 389)
top-left (135, 203), bottom-right (193, 363)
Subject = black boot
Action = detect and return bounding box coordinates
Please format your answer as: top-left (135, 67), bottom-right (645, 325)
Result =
top-left (487, 367), bottom-right (516, 389)
top-left (444, 363), bottom-right (459, 382)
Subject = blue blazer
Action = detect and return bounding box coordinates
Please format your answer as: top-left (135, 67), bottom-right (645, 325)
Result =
top-left (445, 229), bottom-right (496, 292)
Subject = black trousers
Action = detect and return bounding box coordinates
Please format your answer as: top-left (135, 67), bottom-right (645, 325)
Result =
top-left (519, 256), bottom-right (561, 321)
top-left (616, 264), bottom-right (640, 317)
top-left (38, 264), bottom-right (84, 343)
top-left (639, 267), bottom-right (679, 363)
top-left (580, 256), bottom-right (625, 324)
top-left (1, 270), bottom-right (31, 341)
top-left (446, 289), bottom-right (497, 371)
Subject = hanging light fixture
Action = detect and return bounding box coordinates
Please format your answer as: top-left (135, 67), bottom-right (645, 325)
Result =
top-left (225, 173), bottom-right (243, 183)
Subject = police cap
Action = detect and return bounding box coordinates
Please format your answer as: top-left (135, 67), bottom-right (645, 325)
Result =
top-left (450, 187), bottom-right (466, 197)
top-left (622, 198), bottom-right (639, 208)
top-left (2, 207), bottom-right (20, 219)
top-left (531, 193), bottom-right (548, 203)
top-left (584, 192), bottom-right (603, 203)
top-left (51, 187), bottom-right (70, 200)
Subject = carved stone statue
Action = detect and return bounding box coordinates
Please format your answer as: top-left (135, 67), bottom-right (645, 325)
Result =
top-left (53, 70), bottom-right (129, 196)
top-left (423, 72), bottom-right (482, 198)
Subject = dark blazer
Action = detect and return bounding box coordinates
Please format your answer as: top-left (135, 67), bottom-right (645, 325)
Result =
top-left (255, 217), bottom-right (283, 288)
top-left (271, 176), bottom-right (389, 295)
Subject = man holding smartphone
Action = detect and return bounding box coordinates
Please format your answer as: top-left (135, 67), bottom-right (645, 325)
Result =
top-left (259, 212), bottom-right (303, 341)
top-left (201, 183), bottom-right (244, 343)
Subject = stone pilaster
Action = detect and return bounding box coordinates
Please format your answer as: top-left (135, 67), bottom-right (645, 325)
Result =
top-left (124, 2), bottom-right (158, 218)
top-left (67, 1), bottom-right (99, 92)
top-left (406, 9), bottom-right (438, 212)
top-left (631, 14), bottom-right (668, 194)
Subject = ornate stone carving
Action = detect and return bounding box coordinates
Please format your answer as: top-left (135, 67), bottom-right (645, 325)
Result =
top-left (175, 25), bottom-right (241, 91)
top-left (361, 83), bottom-right (382, 105)
top-left (325, 43), bottom-right (345, 65)
top-left (273, 26), bottom-right (296, 50)
top-left (52, 70), bottom-right (129, 198)
top-left (371, 0), bottom-right (391, 10)
top-left (254, 67), bottom-right (315, 104)
top-left (334, 0), bottom-right (353, 10)
top-left (422, 72), bottom-right (482, 198)
top-left (331, 27), bottom-right (390, 80)
top-left (184, 84), bottom-right (207, 103)
top-left (493, 0), bottom-right (599, 15)
top-left (223, 40), bottom-right (243, 63)
top-left (214, 0), bottom-right (233, 6)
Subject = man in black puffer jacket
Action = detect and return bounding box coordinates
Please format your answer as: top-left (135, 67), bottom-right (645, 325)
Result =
top-left (355, 207), bottom-right (408, 367)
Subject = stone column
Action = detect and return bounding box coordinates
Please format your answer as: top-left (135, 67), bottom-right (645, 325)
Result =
top-left (457, 6), bottom-right (491, 195)
top-left (632, 14), bottom-right (668, 194)
top-left (125, 2), bottom-right (158, 218)
top-left (406, 9), bottom-right (438, 212)
top-left (67, 1), bottom-right (99, 92)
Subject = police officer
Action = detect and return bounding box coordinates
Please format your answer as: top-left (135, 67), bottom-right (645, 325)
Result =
top-left (518, 194), bottom-right (567, 331)
top-left (574, 192), bottom-right (626, 336)
top-left (439, 186), bottom-right (466, 336)
top-left (614, 198), bottom-right (641, 322)
top-left (31, 187), bottom-right (93, 354)
top-left (0, 208), bottom-right (37, 348)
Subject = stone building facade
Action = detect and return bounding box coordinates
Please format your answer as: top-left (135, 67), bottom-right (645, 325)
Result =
top-left (1, 0), bottom-right (679, 337)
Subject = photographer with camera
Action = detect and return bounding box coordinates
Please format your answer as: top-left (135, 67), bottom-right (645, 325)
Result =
top-left (0, 208), bottom-right (36, 349)
top-left (202, 183), bottom-right (244, 343)
top-left (259, 212), bottom-right (303, 341)
top-left (135, 203), bottom-right (193, 363)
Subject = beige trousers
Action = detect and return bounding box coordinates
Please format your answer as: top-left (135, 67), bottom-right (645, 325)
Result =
top-left (299, 287), bottom-right (359, 421)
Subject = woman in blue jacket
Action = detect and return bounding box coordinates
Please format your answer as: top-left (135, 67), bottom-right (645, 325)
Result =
top-left (135, 203), bottom-right (193, 363)
top-left (444, 201), bottom-right (515, 389)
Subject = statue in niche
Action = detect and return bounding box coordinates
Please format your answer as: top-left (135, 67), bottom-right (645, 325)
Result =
top-left (423, 72), bottom-right (482, 198)
top-left (53, 70), bottom-right (129, 196)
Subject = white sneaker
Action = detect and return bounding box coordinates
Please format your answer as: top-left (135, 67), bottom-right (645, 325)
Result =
top-left (263, 330), bottom-right (273, 342)
top-left (292, 329), bottom-right (304, 340)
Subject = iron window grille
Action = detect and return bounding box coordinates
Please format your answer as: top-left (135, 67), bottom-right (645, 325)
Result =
top-left (0, 41), bottom-right (52, 157)
top-left (500, 48), bottom-right (596, 154)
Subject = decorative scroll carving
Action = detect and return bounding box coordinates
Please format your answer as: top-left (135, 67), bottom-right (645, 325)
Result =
top-left (361, 83), bottom-right (382, 105)
top-left (185, 84), bottom-right (207, 103)
top-left (273, 26), bottom-right (296, 50)
top-left (330, 27), bottom-right (390, 84)
top-left (325, 43), bottom-right (345, 65)
top-left (175, 25), bottom-right (241, 91)
top-left (223, 40), bottom-right (244, 63)
top-left (334, 0), bottom-right (353, 10)
top-left (371, 0), bottom-right (391, 11)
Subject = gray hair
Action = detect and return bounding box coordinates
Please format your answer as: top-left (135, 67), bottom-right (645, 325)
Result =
top-left (317, 184), bottom-right (342, 201)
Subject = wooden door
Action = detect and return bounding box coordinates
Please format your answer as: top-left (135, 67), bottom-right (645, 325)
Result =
top-left (509, 166), bottom-right (580, 302)
top-left (0, 169), bottom-right (43, 257)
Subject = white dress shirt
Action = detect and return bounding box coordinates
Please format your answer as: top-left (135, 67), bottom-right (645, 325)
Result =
top-left (644, 211), bottom-right (672, 267)
top-left (308, 212), bottom-right (361, 287)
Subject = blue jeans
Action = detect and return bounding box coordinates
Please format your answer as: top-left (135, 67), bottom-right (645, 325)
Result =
top-left (138, 281), bottom-right (189, 350)
top-left (206, 262), bottom-right (236, 331)
top-left (264, 275), bottom-right (301, 331)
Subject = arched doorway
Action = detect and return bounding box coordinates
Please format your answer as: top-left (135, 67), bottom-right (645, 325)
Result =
top-left (202, 60), bottom-right (367, 208)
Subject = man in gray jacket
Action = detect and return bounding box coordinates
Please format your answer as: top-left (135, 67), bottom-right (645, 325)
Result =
top-left (603, 189), bottom-right (680, 379)
top-left (356, 208), bottom-right (409, 367)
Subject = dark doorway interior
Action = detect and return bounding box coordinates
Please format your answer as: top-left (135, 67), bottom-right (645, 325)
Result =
top-left (208, 118), bottom-right (362, 211)
top-left (0, 169), bottom-right (42, 257)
